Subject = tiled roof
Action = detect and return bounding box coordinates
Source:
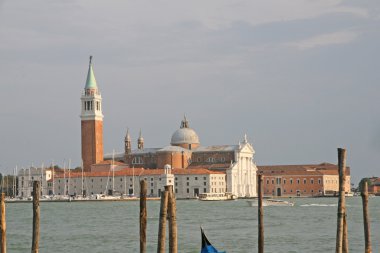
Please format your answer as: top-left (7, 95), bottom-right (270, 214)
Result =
top-left (53, 167), bottom-right (224, 179)
top-left (258, 163), bottom-right (350, 176)
top-left (93, 160), bottom-right (127, 166)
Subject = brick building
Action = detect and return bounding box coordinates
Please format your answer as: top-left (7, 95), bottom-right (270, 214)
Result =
top-left (258, 163), bottom-right (351, 197)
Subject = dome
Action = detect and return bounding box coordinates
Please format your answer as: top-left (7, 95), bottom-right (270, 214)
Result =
top-left (170, 128), bottom-right (200, 145)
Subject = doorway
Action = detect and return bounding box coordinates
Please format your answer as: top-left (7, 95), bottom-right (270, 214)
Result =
top-left (277, 188), bottom-right (281, 197)
top-left (193, 188), bottom-right (199, 197)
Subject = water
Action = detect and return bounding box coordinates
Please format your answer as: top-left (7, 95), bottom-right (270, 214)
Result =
top-left (6, 197), bottom-right (380, 253)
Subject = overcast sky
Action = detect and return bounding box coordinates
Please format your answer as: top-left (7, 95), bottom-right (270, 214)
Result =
top-left (0, 0), bottom-right (379, 184)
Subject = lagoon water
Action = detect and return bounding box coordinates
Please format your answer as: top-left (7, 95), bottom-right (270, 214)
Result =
top-left (6, 197), bottom-right (380, 253)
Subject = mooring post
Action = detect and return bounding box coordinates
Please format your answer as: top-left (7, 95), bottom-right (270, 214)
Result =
top-left (335, 148), bottom-right (346, 253)
top-left (140, 180), bottom-right (147, 253)
top-left (157, 187), bottom-right (169, 253)
top-left (258, 174), bottom-right (264, 253)
top-left (343, 214), bottom-right (349, 253)
top-left (0, 193), bottom-right (6, 253)
top-left (32, 181), bottom-right (40, 253)
top-left (361, 181), bottom-right (372, 253)
top-left (168, 185), bottom-right (177, 253)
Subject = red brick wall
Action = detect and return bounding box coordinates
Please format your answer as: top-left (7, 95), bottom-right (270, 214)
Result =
top-left (81, 120), bottom-right (103, 171)
top-left (263, 175), bottom-right (325, 197)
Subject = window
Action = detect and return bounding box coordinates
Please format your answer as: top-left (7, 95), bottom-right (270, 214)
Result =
top-left (203, 177), bottom-right (206, 180)
top-left (266, 180), bottom-right (269, 184)
top-left (195, 177), bottom-right (198, 180)
top-left (221, 157), bottom-right (225, 162)
top-left (197, 157), bottom-right (201, 162)
top-left (151, 178), bottom-right (153, 181)
top-left (318, 179), bottom-right (321, 184)
top-left (290, 179), bottom-right (293, 184)
top-left (151, 183), bottom-right (153, 187)
top-left (204, 188), bottom-right (207, 193)
top-left (276, 178), bottom-right (281, 184)
top-left (311, 179), bottom-right (314, 184)
top-left (186, 177), bottom-right (189, 180)
top-left (303, 179), bottom-right (306, 184)
top-left (187, 188), bottom-right (189, 193)
top-left (151, 189), bottom-right (153, 194)
top-left (132, 156), bottom-right (143, 164)
top-left (175, 182), bottom-right (178, 186)
top-left (175, 188), bottom-right (178, 193)
top-left (271, 179), bottom-right (274, 184)
top-left (204, 182), bottom-right (206, 186)
top-left (290, 189), bottom-right (293, 193)
top-left (186, 182), bottom-right (189, 186)
top-left (283, 179), bottom-right (286, 184)
top-left (175, 177), bottom-right (178, 181)
top-left (297, 179), bottom-right (300, 184)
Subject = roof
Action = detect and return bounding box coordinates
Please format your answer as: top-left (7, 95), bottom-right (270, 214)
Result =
top-left (85, 60), bottom-right (97, 89)
top-left (157, 146), bottom-right (190, 153)
top-left (53, 168), bottom-right (225, 179)
top-left (171, 127), bottom-right (200, 145)
top-left (258, 163), bottom-right (350, 176)
top-left (104, 152), bottom-right (124, 159)
top-left (187, 163), bottom-right (231, 170)
top-left (92, 160), bottom-right (127, 166)
top-left (130, 148), bottom-right (161, 155)
top-left (193, 145), bottom-right (238, 152)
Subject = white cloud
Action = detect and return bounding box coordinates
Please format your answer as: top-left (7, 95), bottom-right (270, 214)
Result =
top-left (287, 30), bottom-right (358, 50)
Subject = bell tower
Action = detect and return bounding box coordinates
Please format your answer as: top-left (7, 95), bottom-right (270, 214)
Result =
top-left (125, 128), bottom-right (131, 154)
top-left (80, 56), bottom-right (104, 171)
top-left (137, 129), bottom-right (144, 150)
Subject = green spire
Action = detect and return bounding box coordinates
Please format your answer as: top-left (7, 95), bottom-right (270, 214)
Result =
top-left (85, 56), bottom-right (98, 89)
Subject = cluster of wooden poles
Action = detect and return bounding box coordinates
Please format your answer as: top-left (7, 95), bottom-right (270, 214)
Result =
top-left (0, 147), bottom-right (374, 253)
top-left (139, 181), bottom-right (178, 253)
top-left (0, 181), bottom-right (41, 253)
top-left (257, 148), bottom-right (373, 253)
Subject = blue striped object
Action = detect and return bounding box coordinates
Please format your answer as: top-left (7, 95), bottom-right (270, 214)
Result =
top-left (200, 227), bottom-right (226, 253)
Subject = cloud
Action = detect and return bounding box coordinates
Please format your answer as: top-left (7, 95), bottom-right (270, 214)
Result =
top-left (287, 30), bottom-right (358, 50)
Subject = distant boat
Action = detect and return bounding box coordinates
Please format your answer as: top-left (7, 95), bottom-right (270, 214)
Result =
top-left (246, 199), bottom-right (295, 207)
top-left (201, 227), bottom-right (226, 253)
top-left (198, 192), bottom-right (237, 201)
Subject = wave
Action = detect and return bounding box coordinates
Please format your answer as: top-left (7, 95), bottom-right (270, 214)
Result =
top-left (300, 203), bottom-right (337, 207)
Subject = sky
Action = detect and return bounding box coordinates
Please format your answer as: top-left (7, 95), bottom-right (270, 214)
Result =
top-left (0, 0), bottom-right (379, 185)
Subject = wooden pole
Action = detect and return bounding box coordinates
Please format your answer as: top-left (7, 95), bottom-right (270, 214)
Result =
top-left (361, 181), bottom-right (372, 253)
top-left (168, 185), bottom-right (177, 253)
top-left (343, 214), bottom-right (349, 253)
top-left (0, 193), bottom-right (6, 253)
top-left (258, 174), bottom-right (264, 253)
top-left (335, 148), bottom-right (346, 253)
top-left (157, 187), bottom-right (169, 253)
top-left (31, 181), bottom-right (40, 253)
top-left (140, 180), bottom-right (147, 253)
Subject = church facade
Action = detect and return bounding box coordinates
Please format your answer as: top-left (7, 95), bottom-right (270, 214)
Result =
top-left (105, 118), bottom-right (258, 198)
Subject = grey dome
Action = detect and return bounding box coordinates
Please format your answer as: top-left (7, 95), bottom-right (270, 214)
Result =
top-left (170, 128), bottom-right (200, 145)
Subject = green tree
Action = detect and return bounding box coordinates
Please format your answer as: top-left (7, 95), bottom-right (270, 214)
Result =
top-left (358, 178), bottom-right (373, 192)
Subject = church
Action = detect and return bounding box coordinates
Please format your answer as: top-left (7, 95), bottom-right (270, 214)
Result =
top-left (81, 57), bottom-right (258, 198)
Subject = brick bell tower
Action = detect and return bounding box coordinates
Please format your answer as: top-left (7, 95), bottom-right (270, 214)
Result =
top-left (80, 56), bottom-right (104, 171)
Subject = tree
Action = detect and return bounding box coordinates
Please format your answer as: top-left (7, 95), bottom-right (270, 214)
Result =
top-left (358, 177), bottom-right (374, 192)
